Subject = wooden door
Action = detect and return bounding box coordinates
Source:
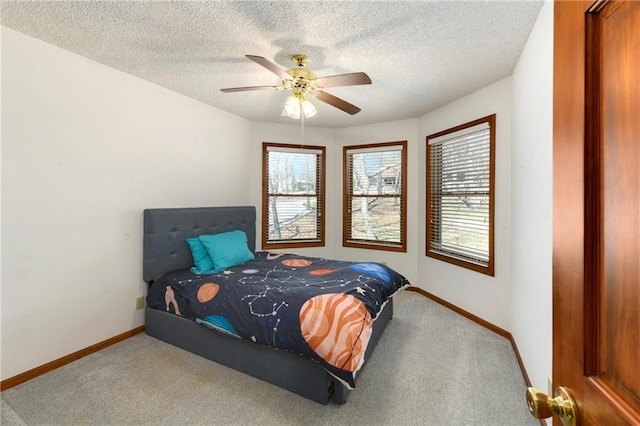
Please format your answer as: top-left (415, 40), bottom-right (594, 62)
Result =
top-left (553, 0), bottom-right (640, 424)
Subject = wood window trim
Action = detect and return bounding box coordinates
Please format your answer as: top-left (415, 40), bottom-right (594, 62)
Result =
top-left (343, 141), bottom-right (408, 252)
top-left (425, 115), bottom-right (495, 276)
top-left (262, 142), bottom-right (326, 250)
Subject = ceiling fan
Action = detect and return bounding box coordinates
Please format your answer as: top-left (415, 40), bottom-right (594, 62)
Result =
top-left (220, 54), bottom-right (371, 117)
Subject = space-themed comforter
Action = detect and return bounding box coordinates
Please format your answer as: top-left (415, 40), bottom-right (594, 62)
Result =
top-left (145, 251), bottom-right (410, 388)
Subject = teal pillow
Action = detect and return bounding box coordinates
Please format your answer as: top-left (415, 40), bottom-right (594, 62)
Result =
top-left (186, 237), bottom-right (215, 272)
top-left (199, 230), bottom-right (255, 271)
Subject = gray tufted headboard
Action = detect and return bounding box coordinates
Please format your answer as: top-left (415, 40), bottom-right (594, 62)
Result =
top-left (143, 206), bottom-right (256, 282)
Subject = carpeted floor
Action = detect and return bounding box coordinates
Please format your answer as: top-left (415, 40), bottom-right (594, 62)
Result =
top-left (1, 290), bottom-right (538, 425)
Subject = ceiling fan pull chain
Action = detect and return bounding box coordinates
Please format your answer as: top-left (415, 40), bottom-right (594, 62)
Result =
top-left (300, 108), bottom-right (305, 145)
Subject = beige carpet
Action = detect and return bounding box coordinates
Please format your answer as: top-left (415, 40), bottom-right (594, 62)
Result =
top-left (1, 291), bottom-right (538, 425)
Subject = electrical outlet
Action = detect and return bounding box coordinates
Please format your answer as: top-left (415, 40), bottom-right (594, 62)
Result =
top-left (136, 297), bottom-right (145, 310)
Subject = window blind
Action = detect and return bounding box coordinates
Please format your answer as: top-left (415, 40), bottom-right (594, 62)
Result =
top-left (427, 122), bottom-right (492, 269)
top-left (344, 142), bottom-right (406, 251)
top-left (264, 145), bottom-right (324, 246)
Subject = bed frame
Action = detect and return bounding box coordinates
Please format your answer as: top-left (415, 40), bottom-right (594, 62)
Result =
top-left (142, 206), bottom-right (393, 404)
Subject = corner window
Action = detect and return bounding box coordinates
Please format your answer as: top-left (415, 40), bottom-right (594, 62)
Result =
top-left (262, 142), bottom-right (325, 249)
top-left (426, 115), bottom-right (495, 275)
top-left (343, 141), bottom-right (407, 252)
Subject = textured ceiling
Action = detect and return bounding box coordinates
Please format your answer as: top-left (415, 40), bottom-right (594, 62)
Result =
top-left (1, 1), bottom-right (543, 128)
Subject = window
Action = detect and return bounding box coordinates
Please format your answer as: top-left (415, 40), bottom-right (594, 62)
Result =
top-left (426, 115), bottom-right (495, 276)
top-left (344, 141), bottom-right (407, 252)
top-left (262, 142), bottom-right (325, 249)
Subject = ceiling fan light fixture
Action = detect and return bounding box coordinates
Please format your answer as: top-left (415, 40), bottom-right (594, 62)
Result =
top-left (282, 95), bottom-right (316, 119)
top-left (301, 99), bottom-right (317, 118)
top-left (283, 95), bottom-right (301, 119)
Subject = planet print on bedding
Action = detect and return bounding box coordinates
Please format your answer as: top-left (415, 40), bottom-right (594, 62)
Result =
top-left (281, 258), bottom-right (312, 268)
top-left (266, 252), bottom-right (285, 260)
top-left (197, 315), bottom-right (239, 337)
top-left (308, 268), bottom-right (336, 276)
top-left (299, 293), bottom-right (372, 372)
top-left (196, 282), bottom-right (220, 303)
top-left (349, 263), bottom-right (391, 283)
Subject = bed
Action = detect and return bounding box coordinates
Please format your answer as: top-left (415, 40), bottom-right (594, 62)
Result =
top-left (143, 206), bottom-right (409, 404)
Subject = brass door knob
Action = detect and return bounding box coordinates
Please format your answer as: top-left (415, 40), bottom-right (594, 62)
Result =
top-left (526, 386), bottom-right (578, 426)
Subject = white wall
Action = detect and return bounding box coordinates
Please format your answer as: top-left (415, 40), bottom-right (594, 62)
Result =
top-left (510, 0), bottom-right (554, 393)
top-left (1, 28), bottom-right (251, 380)
top-left (0, 24), bottom-right (4, 373)
top-left (417, 78), bottom-right (514, 330)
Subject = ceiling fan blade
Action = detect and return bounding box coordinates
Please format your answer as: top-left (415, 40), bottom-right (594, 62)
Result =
top-left (220, 85), bottom-right (279, 93)
top-left (315, 72), bottom-right (372, 88)
top-left (315, 91), bottom-right (362, 115)
top-left (245, 55), bottom-right (290, 80)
